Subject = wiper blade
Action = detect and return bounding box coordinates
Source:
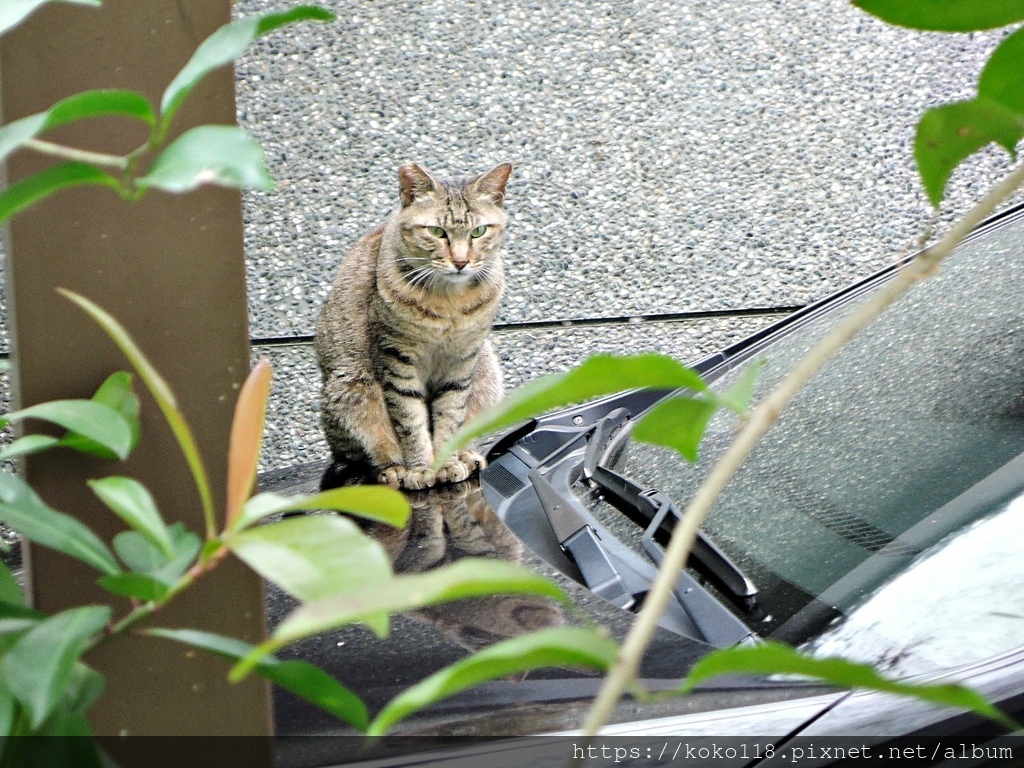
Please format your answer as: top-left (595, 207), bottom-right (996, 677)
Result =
top-left (583, 409), bottom-right (759, 607)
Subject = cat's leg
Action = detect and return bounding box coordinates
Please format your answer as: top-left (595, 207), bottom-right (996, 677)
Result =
top-left (432, 343), bottom-right (505, 484)
top-left (321, 372), bottom-right (412, 486)
top-left (366, 339), bottom-right (440, 489)
top-left (380, 377), bottom-right (438, 490)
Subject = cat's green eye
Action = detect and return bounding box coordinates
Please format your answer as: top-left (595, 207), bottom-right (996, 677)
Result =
top-left (427, 226), bottom-right (446, 238)
top-left (470, 225), bottom-right (488, 238)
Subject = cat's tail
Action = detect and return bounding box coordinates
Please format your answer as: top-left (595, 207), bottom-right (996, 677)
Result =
top-left (319, 458), bottom-right (377, 491)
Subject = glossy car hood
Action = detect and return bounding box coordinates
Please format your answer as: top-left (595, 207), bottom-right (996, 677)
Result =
top-left (262, 464), bottom-right (829, 749)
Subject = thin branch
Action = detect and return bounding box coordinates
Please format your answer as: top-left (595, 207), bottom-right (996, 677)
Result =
top-left (23, 137), bottom-right (129, 170)
top-left (93, 544), bottom-right (230, 647)
top-left (580, 159), bottom-right (1024, 737)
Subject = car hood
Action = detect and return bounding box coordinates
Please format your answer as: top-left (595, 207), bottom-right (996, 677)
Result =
top-left (262, 464), bottom-right (834, 754)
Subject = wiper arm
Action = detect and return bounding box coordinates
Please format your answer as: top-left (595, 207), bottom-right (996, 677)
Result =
top-left (529, 470), bottom-right (636, 610)
top-left (480, 400), bottom-right (756, 646)
top-left (583, 409), bottom-right (759, 608)
top-left (527, 465), bottom-right (753, 647)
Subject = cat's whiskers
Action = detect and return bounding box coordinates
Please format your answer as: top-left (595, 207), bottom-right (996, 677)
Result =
top-left (407, 264), bottom-right (445, 292)
top-left (404, 265), bottom-right (434, 289)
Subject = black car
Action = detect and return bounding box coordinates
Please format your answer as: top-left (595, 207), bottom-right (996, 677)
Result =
top-left (268, 203), bottom-right (1024, 767)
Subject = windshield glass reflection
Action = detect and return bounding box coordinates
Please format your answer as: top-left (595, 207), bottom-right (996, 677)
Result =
top-left (805, 491), bottom-right (1024, 677)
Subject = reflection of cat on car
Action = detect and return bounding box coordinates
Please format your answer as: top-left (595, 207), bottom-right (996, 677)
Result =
top-left (363, 479), bottom-right (565, 653)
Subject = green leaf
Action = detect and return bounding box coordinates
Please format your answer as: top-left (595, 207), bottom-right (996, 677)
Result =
top-left (0, 434), bottom-right (61, 461)
top-left (159, 6), bottom-right (335, 133)
top-left (145, 628), bottom-right (369, 731)
top-left (0, 560), bottom-right (25, 607)
top-left (677, 641), bottom-right (1019, 731)
top-left (228, 515), bottom-right (393, 603)
top-left (0, 602), bottom-right (41, 668)
top-left (44, 89), bottom-right (155, 132)
top-left (1, 399), bottom-right (132, 460)
top-left (33, 709), bottom-right (99, 741)
top-left (0, 114), bottom-right (47, 166)
top-left (368, 627), bottom-right (618, 736)
top-left (137, 125), bottom-right (272, 194)
top-left (234, 559), bottom-right (568, 681)
top-left (978, 26), bottom-right (1024, 116)
top-left (0, 90), bottom-right (153, 168)
top-left (112, 523), bottom-right (199, 584)
top-left (440, 353), bottom-right (708, 464)
top-left (88, 476), bottom-right (173, 558)
top-left (97, 572), bottom-right (169, 601)
top-left (2, 376), bottom-right (139, 461)
top-left (234, 486), bottom-right (410, 532)
top-left (714, 358), bottom-right (765, 415)
top-left (61, 372), bottom-right (141, 459)
top-left (915, 98), bottom-right (1024, 206)
top-left (59, 290), bottom-right (217, 539)
top-left (0, 162), bottom-right (122, 225)
top-left (0, 603), bottom-right (43, 623)
top-left (112, 530), bottom-right (163, 574)
top-left (2, 606), bottom-right (110, 728)
top-left (852, 0), bottom-right (1024, 30)
top-left (149, 524), bottom-right (201, 584)
top-left (0, 606), bottom-right (38, 638)
top-left (61, 663), bottom-right (105, 719)
top-left (0, 684), bottom-right (16, 740)
top-left (0, 617), bottom-right (38, 636)
top-left (0, 0), bottom-right (101, 38)
top-left (0, 472), bottom-right (120, 576)
top-left (632, 396), bottom-right (719, 463)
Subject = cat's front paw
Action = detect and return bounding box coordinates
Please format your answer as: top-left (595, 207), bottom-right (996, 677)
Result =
top-left (377, 465), bottom-right (406, 489)
top-left (402, 467), bottom-right (437, 490)
top-left (378, 465), bottom-right (437, 490)
top-left (435, 451), bottom-right (487, 485)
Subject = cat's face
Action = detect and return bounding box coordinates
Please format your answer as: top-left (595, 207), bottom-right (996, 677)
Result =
top-left (393, 163), bottom-right (511, 292)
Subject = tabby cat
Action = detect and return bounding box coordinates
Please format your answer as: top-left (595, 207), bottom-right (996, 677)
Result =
top-left (315, 162), bottom-right (511, 490)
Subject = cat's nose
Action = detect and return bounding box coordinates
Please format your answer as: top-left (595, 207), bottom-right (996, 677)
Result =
top-left (452, 249), bottom-right (471, 274)
top-left (451, 242), bottom-right (470, 270)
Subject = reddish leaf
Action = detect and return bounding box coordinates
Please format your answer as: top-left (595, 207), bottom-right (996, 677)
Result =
top-left (225, 359), bottom-right (271, 530)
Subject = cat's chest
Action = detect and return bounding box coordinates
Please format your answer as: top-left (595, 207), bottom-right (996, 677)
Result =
top-left (414, 339), bottom-right (478, 383)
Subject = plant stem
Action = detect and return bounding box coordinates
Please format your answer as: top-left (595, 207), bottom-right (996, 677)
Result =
top-left (96, 543), bottom-right (228, 645)
top-left (580, 160), bottom-right (1024, 737)
top-left (23, 138), bottom-right (129, 170)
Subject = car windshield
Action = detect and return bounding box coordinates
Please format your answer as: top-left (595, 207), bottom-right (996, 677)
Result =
top-left (615, 214), bottom-right (1024, 673)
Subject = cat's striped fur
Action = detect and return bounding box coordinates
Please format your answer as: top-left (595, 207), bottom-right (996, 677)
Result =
top-left (315, 163), bottom-right (511, 490)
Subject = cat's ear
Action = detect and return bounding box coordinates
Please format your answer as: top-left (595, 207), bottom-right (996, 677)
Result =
top-left (398, 163), bottom-right (440, 207)
top-left (469, 163), bottom-right (512, 205)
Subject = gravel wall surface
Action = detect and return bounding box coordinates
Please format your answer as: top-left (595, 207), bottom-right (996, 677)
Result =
top-left (227, 0), bottom-right (1017, 469)
top-left (233, 0), bottom-right (1017, 341)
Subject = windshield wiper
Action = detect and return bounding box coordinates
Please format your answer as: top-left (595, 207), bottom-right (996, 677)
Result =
top-left (583, 408), bottom-right (759, 609)
top-left (527, 464), bottom-right (753, 647)
top-left (529, 469), bottom-right (636, 610)
top-left (480, 395), bottom-right (758, 646)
